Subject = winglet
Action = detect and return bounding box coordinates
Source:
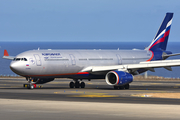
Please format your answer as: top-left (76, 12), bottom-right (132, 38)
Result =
top-left (4, 50), bottom-right (9, 56)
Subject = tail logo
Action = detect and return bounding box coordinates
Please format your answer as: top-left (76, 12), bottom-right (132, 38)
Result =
top-left (146, 13), bottom-right (173, 51)
top-left (149, 19), bottom-right (172, 50)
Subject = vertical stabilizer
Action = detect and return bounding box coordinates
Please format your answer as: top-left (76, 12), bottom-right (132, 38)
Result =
top-left (146, 13), bottom-right (173, 51)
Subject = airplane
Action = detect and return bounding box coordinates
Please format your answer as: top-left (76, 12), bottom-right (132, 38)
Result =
top-left (3, 12), bottom-right (180, 89)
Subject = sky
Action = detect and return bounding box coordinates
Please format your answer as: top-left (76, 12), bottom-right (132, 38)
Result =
top-left (0, 0), bottom-right (180, 42)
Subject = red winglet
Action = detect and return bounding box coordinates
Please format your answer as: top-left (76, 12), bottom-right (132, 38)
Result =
top-left (4, 50), bottom-right (9, 56)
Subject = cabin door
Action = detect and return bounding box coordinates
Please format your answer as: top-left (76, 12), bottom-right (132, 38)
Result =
top-left (34, 54), bottom-right (42, 66)
top-left (116, 54), bottom-right (122, 65)
top-left (69, 54), bottom-right (76, 65)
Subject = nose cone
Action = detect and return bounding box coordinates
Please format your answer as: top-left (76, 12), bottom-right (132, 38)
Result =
top-left (10, 61), bottom-right (24, 75)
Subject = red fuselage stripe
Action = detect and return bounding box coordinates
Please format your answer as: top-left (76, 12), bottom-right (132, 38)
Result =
top-left (25, 72), bottom-right (89, 77)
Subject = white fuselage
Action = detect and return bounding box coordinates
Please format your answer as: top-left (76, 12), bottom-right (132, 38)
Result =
top-left (10, 49), bottom-right (152, 79)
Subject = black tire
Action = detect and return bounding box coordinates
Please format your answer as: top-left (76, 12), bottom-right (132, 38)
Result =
top-left (124, 84), bottom-right (130, 89)
top-left (75, 81), bottom-right (80, 88)
top-left (69, 82), bottom-right (75, 88)
top-left (27, 84), bottom-right (30, 89)
top-left (80, 82), bottom-right (85, 88)
top-left (114, 86), bottom-right (119, 89)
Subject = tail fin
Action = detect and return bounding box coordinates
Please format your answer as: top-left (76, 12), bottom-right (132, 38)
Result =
top-left (146, 13), bottom-right (173, 51)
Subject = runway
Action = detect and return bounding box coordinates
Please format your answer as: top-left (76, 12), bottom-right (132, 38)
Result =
top-left (0, 78), bottom-right (180, 120)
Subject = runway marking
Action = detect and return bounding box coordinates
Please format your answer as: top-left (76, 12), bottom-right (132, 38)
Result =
top-left (88, 83), bottom-right (93, 84)
top-left (70, 91), bottom-right (107, 95)
top-left (68, 94), bottom-right (119, 98)
top-left (131, 94), bottom-right (152, 97)
top-left (142, 83), bottom-right (162, 85)
top-left (132, 90), bottom-right (167, 93)
top-left (174, 86), bottom-right (179, 88)
top-left (54, 91), bottom-right (117, 98)
top-left (131, 93), bottom-right (180, 99)
top-left (54, 91), bottom-right (108, 95)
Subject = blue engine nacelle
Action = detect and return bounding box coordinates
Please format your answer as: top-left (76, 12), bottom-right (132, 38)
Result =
top-left (105, 71), bottom-right (133, 86)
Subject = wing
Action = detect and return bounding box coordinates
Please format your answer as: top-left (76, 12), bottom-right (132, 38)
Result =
top-left (81, 59), bottom-right (180, 74)
top-left (2, 50), bottom-right (15, 60)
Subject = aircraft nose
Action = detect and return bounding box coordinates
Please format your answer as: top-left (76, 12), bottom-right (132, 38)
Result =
top-left (10, 62), bottom-right (23, 75)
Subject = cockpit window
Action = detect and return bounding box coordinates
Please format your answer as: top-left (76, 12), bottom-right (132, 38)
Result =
top-left (16, 58), bottom-right (21, 61)
top-left (13, 58), bottom-right (28, 61)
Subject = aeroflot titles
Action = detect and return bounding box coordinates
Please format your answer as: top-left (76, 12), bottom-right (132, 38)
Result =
top-left (42, 53), bottom-right (61, 56)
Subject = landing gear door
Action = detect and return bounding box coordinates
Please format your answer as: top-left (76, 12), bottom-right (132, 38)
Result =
top-left (34, 54), bottom-right (42, 66)
top-left (116, 54), bottom-right (122, 65)
top-left (69, 54), bottom-right (76, 65)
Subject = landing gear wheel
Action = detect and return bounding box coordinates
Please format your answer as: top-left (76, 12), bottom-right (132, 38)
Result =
top-left (124, 84), bottom-right (130, 89)
top-left (27, 84), bottom-right (30, 89)
top-left (30, 84), bottom-right (34, 89)
top-left (114, 86), bottom-right (119, 89)
top-left (26, 84), bottom-right (34, 89)
top-left (69, 82), bottom-right (75, 88)
top-left (80, 82), bottom-right (85, 88)
top-left (119, 86), bottom-right (124, 90)
top-left (75, 81), bottom-right (80, 88)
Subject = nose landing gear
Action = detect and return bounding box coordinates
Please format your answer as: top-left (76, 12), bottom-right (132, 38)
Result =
top-left (23, 77), bottom-right (37, 89)
top-left (24, 83), bottom-right (36, 89)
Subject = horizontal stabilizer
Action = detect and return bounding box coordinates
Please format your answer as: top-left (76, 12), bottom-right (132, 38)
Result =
top-left (163, 53), bottom-right (180, 57)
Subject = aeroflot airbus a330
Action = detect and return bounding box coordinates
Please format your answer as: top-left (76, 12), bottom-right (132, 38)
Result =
top-left (3, 13), bottom-right (180, 89)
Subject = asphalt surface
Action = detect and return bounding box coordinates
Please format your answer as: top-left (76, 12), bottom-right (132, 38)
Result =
top-left (0, 78), bottom-right (180, 120)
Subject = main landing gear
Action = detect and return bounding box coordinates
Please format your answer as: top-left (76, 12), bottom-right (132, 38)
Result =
top-left (69, 80), bottom-right (85, 88)
top-left (114, 84), bottom-right (130, 90)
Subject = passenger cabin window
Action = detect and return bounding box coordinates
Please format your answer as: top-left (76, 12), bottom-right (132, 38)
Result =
top-left (13, 58), bottom-right (28, 61)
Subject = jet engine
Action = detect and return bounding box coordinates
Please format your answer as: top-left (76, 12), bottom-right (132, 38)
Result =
top-left (105, 71), bottom-right (133, 86)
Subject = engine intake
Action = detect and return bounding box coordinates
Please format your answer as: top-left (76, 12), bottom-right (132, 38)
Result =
top-left (105, 71), bottom-right (133, 85)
